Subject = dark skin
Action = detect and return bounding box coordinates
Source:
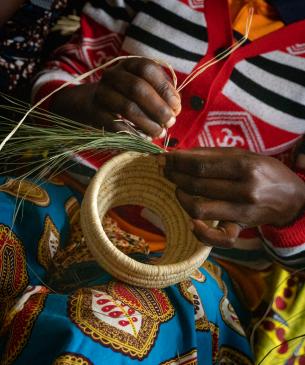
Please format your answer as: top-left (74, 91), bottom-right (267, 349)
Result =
top-left (159, 148), bottom-right (305, 248)
top-left (51, 58), bottom-right (181, 138)
top-left (51, 58), bottom-right (305, 248)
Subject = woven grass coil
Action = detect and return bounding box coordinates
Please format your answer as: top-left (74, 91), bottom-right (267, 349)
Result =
top-left (80, 151), bottom-right (212, 288)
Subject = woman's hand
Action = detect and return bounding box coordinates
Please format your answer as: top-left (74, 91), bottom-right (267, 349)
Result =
top-left (51, 58), bottom-right (181, 138)
top-left (160, 148), bottom-right (305, 248)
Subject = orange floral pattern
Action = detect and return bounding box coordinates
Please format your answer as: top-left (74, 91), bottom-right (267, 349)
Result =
top-left (68, 281), bottom-right (174, 359)
top-left (0, 224), bottom-right (28, 299)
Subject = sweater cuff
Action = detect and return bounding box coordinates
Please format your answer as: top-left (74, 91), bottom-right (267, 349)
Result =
top-left (32, 80), bottom-right (68, 111)
top-left (32, 70), bottom-right (81, 110)
top-left (260, 172), bottom-right (305, 268)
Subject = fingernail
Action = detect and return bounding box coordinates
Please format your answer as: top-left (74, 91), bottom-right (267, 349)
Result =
top-left (168, 94), bottom-right (181, 112)
top-left (165, 116), bottom-right (176, 129)
top-left (158, 128), bottom-right (167, 139)
top-left (157, 154), bottom-right (166, 168)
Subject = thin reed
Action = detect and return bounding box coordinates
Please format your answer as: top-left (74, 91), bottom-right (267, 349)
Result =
top-left (0, 93), bottom-right (163, 180)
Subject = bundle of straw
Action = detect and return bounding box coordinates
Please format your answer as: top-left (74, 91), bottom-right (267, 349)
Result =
top-left (81, 151), bottom-right (212, 288)
top-left (0, 93), bottom-right (163, 180)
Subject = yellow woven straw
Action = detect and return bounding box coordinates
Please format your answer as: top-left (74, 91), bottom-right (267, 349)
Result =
top-left (80, 151), bottom-right (212, 288)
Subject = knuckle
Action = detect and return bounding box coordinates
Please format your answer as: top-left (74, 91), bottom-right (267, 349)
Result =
top-left (121, 58), bottom-right (137, 71)
top-left (246, 163), bottom-right (263, 188)
top-left (158, 105), bottom-right (172, 124)
top-left (128, 80), bottom-right (146, 98)
top-left (242, 155), bottom-right (260, 177)
top-left (95, 83), bottom-right (108, 99)
top-left (139, 60), bottom-right (158, 77)
top-left (189, 198), bottom-right (204, 219)
top-left (191, 160), bottom-right (205, 176)
top-left (189, 180), bottom-right (202, 195)
top-left (93, 85), bottom-right (107, 108)
top-left (247, 159), bottom-right (258, 175)
top-left (246, 168), bottom-right (256, 182)
top-left (224, 238), bottom-right (235, 248)
top-left (122, 100), bottom-right (137, 117)
top-left (238, 153), bottom-right (252, 170)
top-left (102, 68), bottom-right (115, 83)
top-left (156, 80), bottom-right (171, 97)
top-left (236, 158), bottom-right (247, 172)
top-left (247, 188), bottom-right (259, 204)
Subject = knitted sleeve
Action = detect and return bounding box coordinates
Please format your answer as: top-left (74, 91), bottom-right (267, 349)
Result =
top-left (32, 0), bottom-right (142, 107)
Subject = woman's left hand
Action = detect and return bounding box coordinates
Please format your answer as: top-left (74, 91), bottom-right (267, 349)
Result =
top-left (159, 148), bottom-right (305, 248)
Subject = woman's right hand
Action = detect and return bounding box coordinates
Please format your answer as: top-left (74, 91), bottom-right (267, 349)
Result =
top-left (51, 58), bottom-right (181, 138)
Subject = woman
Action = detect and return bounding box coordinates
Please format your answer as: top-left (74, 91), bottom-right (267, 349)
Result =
top-left (1, 0), bottom-right (305, 363)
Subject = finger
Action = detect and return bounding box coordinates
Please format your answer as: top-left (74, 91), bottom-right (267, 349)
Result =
top-left (176, 189), bottom-right (247, 222)
top-left (192, 220), bottom-right (241, 248)
top-left (164, 170), bottom-right (246, 202)
top-left (122, 58), bottom-right (181, 115)
top-left (188, 147), bottom-right (246, 155)
top-left (95, 85), bottom-right (165, 138)
top-left (92, 110), bottom-right (135, 134)
top-left (103, 69), bottom-right (176, 129)
top-left (161, 149), bottom-right (246, 179)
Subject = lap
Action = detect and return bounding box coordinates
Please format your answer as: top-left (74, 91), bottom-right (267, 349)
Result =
top-left (0, 177), bottom-right (253, 364)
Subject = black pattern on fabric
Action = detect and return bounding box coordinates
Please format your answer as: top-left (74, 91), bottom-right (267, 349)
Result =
top-left (141, 1), bottom-right (208, 42)
top-left (0, 0), bottom-right (84, 95)
top-left (126, 25), bottom-right (203, 62)
top-left (230, 68), bottom-right (305, 119)
top-left (247, 56), bottom-right (305, 88)
top-left (90, 0), bottom-right (133, 22)
top-left (122, 0), bottom-right (208, 73)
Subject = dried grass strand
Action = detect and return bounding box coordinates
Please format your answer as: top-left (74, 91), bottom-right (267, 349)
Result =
top-left (177, 7), bottom-right (253, 92)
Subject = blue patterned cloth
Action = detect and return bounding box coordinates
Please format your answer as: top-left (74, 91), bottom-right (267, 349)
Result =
top-left (0, 176), bottom-right (254, 364)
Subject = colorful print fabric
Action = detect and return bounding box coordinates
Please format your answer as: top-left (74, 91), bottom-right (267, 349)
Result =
top-left (0, 176), bottom-right (253, 364)
top-left (0, 0), bottom-right (68, 93)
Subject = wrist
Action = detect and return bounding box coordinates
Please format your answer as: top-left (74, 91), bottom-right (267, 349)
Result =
top-left (271, 171), bottom-right (305, 228)
top-left (294, 171), bottom-right (305, 221)
top-left (289, 172), bottom-right (305, 225)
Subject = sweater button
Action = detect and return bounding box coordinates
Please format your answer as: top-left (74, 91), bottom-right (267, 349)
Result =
top-left (167, 137), bottom-right (179, 147)
top-left (190, 95), bottom-right (204, 110)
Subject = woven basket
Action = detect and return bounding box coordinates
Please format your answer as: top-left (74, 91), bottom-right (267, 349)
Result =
top-left (80, 151), bottom-right (212, 288)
